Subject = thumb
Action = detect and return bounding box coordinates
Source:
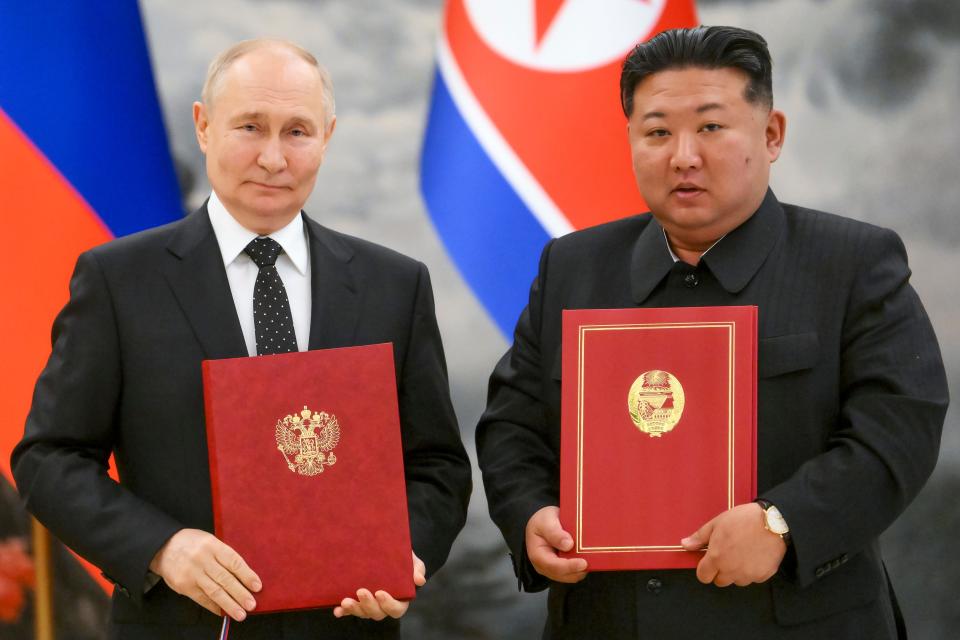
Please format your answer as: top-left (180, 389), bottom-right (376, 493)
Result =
top-left (681, 519), bottom-right (714, 551)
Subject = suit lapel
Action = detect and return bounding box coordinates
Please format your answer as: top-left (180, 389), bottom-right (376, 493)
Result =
top-left (163, 204), bottom-right (248, 360)
top-left (304, 215), bottom-right (360, 350)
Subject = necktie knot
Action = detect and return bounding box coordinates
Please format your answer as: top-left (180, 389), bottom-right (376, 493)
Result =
top-left (244, 237), bottom-right (283, 268)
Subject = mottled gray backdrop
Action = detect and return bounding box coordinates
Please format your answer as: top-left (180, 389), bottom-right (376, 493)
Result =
top-left (138, 0), bottom-right (959, 637)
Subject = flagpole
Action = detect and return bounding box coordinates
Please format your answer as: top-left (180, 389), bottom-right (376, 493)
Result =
top-left (31, 517), bottom-right (55, 640)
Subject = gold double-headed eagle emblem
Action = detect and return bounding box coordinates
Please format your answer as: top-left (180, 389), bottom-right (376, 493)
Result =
top-left (627, 370), bottom-right (685, 437)
top-left (275, 406), bottom-right (341, 476)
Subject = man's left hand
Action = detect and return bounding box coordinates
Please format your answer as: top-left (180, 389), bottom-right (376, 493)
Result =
top-left (333, 552), bottom-right (426, 620)
top-left (681, 503), bottom-right (786, 587)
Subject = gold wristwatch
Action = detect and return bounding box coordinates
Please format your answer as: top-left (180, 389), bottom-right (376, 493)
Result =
top-left (755, 499), bottom-right (791, 545)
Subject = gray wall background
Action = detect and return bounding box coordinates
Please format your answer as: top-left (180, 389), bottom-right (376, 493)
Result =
top-left (140, 1), bottom-right (959, 637)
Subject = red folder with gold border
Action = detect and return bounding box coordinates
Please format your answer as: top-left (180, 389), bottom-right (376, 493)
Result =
top-left (202, 343), bottom-right (414, 612)
top-left (559, 307), bottom-right (757, 570)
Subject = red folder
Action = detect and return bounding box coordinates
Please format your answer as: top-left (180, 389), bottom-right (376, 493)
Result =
top-left (559, 307), bottom-right (757, 570)
top-left (202, 343), bottom-right (414, 613)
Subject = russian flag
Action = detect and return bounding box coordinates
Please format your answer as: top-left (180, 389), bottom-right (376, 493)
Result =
top-left (421, 0), bottom-right (698, 335)
top-left (0, 2), bottom-right (181, 514)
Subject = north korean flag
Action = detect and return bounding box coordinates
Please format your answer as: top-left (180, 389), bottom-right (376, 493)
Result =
top-left (421, 0), bottom-right (698, 335)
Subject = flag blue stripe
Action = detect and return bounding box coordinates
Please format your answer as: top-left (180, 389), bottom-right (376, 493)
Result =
top-left (0, 1), bottom-right (183, 236)
top-left (420, 68), bottom-right (551, 337)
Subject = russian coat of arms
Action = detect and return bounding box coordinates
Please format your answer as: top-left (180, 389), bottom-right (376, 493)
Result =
top-left (275, 406), bottom-right (341, 476)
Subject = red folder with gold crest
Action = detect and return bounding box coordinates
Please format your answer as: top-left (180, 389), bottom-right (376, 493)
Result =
top-left (559, 307), bottom-right (757, 570)
top-left (202, 343), bottom-right (414, 612)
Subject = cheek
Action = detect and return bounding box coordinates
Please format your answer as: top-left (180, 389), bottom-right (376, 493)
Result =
top-left (291, 148), bottom-right (324, 179)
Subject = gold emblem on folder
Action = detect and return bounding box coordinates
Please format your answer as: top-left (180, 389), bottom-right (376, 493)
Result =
top-left (628, 370), bottom-right (685, 437)
top-left (275, 406), bottom-right (341, 476)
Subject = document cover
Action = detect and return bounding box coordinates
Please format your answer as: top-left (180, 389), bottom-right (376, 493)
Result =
top-left (203, 343), bottom-right (414, 612)
top-left (559, 307), bottom-right (757, 570)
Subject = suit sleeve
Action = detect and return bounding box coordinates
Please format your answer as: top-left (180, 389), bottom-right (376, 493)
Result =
top-left (397, 263), bottom-right (472, 577)
top-left (11, 251), bottom-right (182, 602)
top-left (476, 241), bottom-right (557, 593)
top-left (763, 228), bottom-right (949, 587)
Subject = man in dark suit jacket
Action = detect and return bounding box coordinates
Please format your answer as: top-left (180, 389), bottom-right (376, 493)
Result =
top-left (476, 26), bottom-right (948, 639)
top-left (12, 38), bottom-right (471, 639)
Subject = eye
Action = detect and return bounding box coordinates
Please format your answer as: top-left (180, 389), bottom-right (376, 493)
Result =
top-left (240, 123), bottom-right (258, 132)
top-left (290, 128), bottom-right (307, 137)
top-left (700, 123), bottom-right (723, 133)
top-left (647, 128), bottom-right (670, 138)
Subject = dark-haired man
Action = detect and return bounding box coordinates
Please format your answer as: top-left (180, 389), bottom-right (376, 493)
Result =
top-left (477, 26), bottom-right (947, 638)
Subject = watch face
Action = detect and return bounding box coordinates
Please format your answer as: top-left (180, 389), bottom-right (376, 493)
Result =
top-left (765, 506), bottom-right (790, 535)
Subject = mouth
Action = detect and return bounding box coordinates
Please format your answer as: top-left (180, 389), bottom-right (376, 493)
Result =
top-left (248, 181), bottom-right (290, 191)
top-left (671, 184), bottom-right (705, 199)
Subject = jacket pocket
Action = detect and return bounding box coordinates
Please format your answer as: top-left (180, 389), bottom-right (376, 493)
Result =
top-left (759, 332), bottom-right (819, 378)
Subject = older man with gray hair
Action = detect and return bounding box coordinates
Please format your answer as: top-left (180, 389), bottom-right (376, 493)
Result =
top-left (12, 38), bottom-right (471, 640)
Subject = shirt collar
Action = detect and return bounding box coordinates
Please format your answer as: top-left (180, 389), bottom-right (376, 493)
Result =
top-left (662, 228), bottom-right (725, 263)
top-left (207, 191), bottom-right (309, 275)
top-left (631, 188), bottom-right (785, 303)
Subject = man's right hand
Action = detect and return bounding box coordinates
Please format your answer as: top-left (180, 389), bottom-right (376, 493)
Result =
top-left (149, 528), bottom-right (261, 621)
top-left (525, 506), bottom-right (588, 583)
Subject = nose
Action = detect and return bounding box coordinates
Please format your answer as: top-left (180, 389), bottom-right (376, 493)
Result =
top-left (670, 133), bottom-right (702, 172)
top-left (257, 136), bottom-right (288, 174)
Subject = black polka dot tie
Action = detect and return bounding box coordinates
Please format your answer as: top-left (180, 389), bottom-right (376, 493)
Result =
top-left (244, 237), bottom-right (298, 356)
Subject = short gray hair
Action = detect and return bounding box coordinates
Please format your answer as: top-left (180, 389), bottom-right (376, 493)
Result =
top-left (201, 38), bottom-right (336, 126)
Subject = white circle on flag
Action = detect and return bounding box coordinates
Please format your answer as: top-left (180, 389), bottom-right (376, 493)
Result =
top-left (464, 0), bottom-right (667, 72)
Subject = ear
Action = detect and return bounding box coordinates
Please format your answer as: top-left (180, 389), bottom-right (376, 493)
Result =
top-left (323, 114), bottom-right (337, 149)
top-left (319, 114), bottom-right (337, 159)
top-left (765, 109), bottom-right (786, 163)
top-left (193, 102), bottom-right (209, 153)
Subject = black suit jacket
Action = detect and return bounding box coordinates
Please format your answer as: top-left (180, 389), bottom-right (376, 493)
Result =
top-left (476, 190), bottom-right (948, 639)
top-left (13, 206), bottom-right (472, 640)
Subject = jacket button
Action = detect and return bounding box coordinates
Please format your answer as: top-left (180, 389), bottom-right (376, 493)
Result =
top-left (646, 578), bottom-right (662, 594)
top-left (815, 567), bottom-right (826, 578)
top-left (683, 273), bottom-right (699, 288)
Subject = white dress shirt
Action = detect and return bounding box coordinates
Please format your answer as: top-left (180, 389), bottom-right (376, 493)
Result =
top-left (207, 191), bottom-right (312, 356)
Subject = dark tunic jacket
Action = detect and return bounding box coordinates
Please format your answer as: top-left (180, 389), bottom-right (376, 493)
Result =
top-left (477, 190), bottom-right (948, 639)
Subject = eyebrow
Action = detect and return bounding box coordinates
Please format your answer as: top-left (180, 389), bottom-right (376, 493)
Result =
top-left (695, 102), bottom-right (725, 114)
top-left (230, 111), bottom-right (265, 122)
top-left (641, 102), bottom-right (727, 121)
top-left (229, 112), bottom-right (318, 128)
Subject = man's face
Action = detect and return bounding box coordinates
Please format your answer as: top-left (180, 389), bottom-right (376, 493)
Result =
top-left (193, 47), bottom-right (335, 233)
top-left (627, 67), bottom-right (785, 249)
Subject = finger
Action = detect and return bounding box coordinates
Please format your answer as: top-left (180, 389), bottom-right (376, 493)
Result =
top-left (335, 598), bottom-right (361, 619)
top-left (528, 542), bottom-right (588, 581)
top-left (681, 519), bottom-right (715, 551)
top-left (214, 545), bottom-right (262, 593)
top-left (196, 573), bottom-right (247, 621)
top-left (695, 555), bottom-right (718, 585)
top-left (537, 516), bottom-right (574, 552)
top-left (713, 573), bottom-right (733, 588)
top-left (203, 563), bottom-right (256, 612)
top-left (375, 590), bottom-right (410, 619)
top-left (191, 590), bottom-right (223, 617)
top-left (356, 589), bottom-right (386, 621)
top-left (412, 553), bottom-right (427, 586)
top-left (553, 569), bottom-right (589, 584)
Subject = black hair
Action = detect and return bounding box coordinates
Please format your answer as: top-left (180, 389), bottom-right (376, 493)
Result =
top-left (620, 26), bottom-right (773, 118)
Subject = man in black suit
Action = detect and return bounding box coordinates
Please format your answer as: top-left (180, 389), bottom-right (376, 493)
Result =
top-left (12, 38), bottom-right (471, 639)
top-left (476, 26), bottom-right (948, 638)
